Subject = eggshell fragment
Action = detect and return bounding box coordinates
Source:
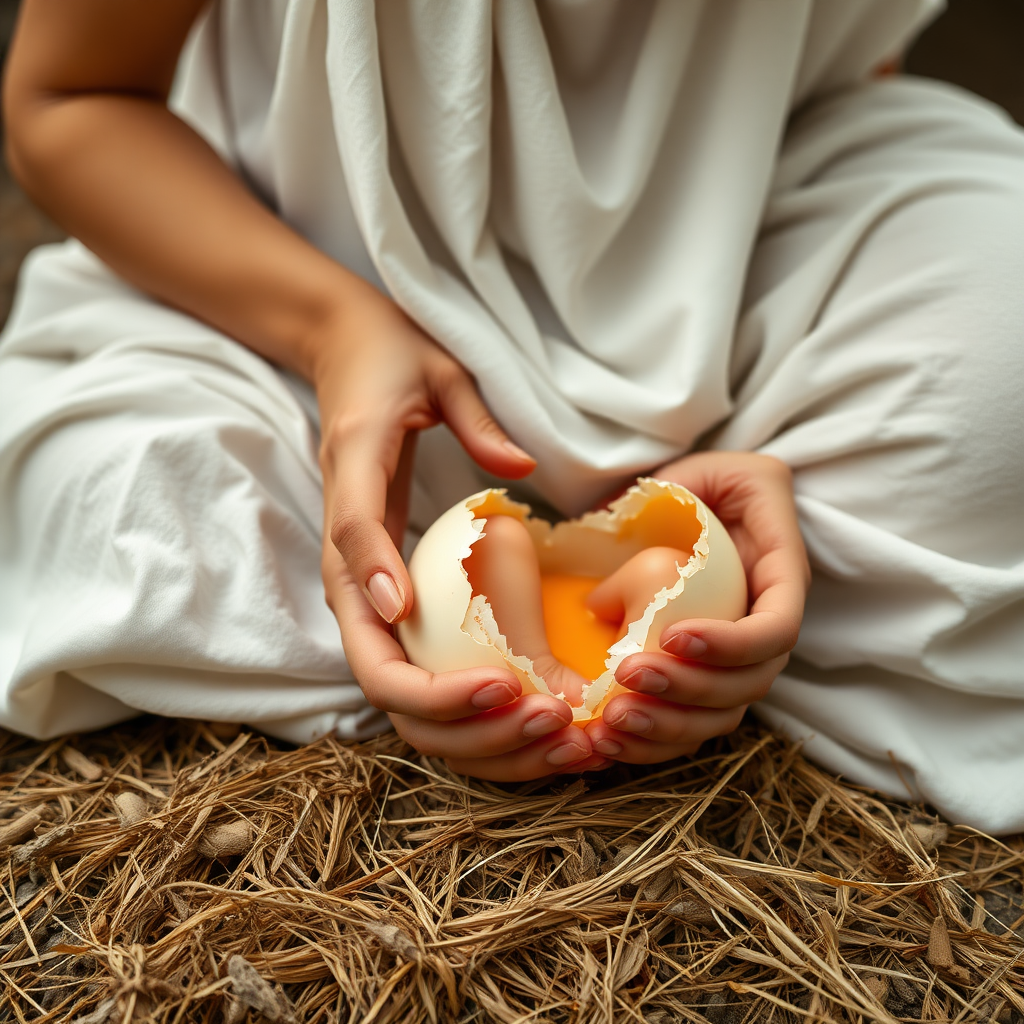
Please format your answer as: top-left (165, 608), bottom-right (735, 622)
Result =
top-left (397, 478), bottom-right (747, 722)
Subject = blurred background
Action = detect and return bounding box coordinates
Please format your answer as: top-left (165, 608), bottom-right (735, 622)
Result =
top-left (1, 0), bottom-right (1022, 327)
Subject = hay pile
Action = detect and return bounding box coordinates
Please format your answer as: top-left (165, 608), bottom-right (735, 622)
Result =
top-left (1, 718), bottom-right (1022, 1023)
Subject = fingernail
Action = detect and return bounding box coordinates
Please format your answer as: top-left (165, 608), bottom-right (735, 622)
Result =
top-left (503, 439), bottom-right (535, 463)
top-left (365, 572), bottom-right (404, 623)
top-left (523, 712), bottom-right (566, 738)
top-left (664, 632), bottom-right (708, 659)
top-left (608, 710), bottom-right (653, 735)
top-left (594, 739), bottom-right (623, 756)
top-left (546, 742), bottom-right (588, 766)
top-left (471, 682), bottom-right (517, 710)
top-left (621, 669), bottom-right (668, 695)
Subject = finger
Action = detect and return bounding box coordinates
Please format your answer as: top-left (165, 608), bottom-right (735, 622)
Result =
top-left (324, 416), bottom-right (414, 623)
top-left (432, 363), bottom-right (536, 480)
top-left (443, 726), bottom-right (596, 782)
top-left (585, 705), bottom-right (746, 765)
top-left (584, 572), bottom-right (625, 625)
top-left (657, 597), bottom-right (802, 668)
top-left (656, 514), bottom-right (806, 668)
top-left (324, 541), bottom-right (532, 720)
top-left (615, 651), bottom-right (788, 708)
top-left (389, 696), bottom-right (576, 760)
top-left (383, 431), bottom-right (418, 550)
top-left (595, 689), bottom-right (753, 745)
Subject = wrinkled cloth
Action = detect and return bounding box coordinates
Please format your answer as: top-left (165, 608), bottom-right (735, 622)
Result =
top-left (3, 0), bottom-right (1024, 832)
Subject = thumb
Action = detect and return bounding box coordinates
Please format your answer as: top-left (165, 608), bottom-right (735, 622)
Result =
top-left (324, 419), bottom-right (414, 625)
top-left (434, 366), bottom-right (536, 479)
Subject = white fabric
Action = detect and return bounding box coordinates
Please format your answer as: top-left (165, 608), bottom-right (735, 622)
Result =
top-left (3, 0), bottom-right (1024, 831)
top-left (174, 0), bottom-right (942, 515)
top-left (0, 248), bottom-right (388, 743)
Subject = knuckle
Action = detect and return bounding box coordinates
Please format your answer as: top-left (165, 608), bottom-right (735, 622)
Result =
top-left (319, 411), bottom-right (391, 473)
top-left (472, 412), bottom-right (504, 439)
top-left (362, 691), bottom-right (395, 716)
top-left (778, 623), bottom-right (801, 654)
top-left (778, 626), bottom-right (802, 651)
top-left (431, 359), bottom-right (470, 400)
top-left (328, 504), bottom-right (364, 553)
top-left (372, 692), bottom-right (407, 716)
top-left (755, 452), bottom-right (793, 482)
top-left (761, 613), bottom-right (800, 657)
top-left (317, 418), bottom-right (353, 470)
top-left (684, 675), bottom-right (714, 705)
top-left (357, 677), bottom-right (399, 716)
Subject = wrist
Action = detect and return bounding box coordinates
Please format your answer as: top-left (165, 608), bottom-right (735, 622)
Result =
top-left (281, 266), bottom-right (386, 386)
top-left (304, 279), bottom-right (418, 410)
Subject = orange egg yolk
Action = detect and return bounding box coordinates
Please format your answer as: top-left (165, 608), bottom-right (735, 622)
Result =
top-left (540, 575), bottom-right (620, 681)
top-left (466, 490), bottom-right (703, 683)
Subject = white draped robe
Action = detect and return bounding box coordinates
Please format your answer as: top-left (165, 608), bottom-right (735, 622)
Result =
top-left (3, 0), bottom-right (1024, 832)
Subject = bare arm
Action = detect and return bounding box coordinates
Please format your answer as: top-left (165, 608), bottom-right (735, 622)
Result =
top-left (3, 0), bottom-right (351, 378)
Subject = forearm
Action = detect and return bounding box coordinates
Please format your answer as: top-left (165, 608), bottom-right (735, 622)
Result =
top-left (5, 86), bottom-right (360, 382)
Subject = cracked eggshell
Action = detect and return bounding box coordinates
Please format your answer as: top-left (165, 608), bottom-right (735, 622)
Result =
top-left (396, 478), bottom-right (748, 722)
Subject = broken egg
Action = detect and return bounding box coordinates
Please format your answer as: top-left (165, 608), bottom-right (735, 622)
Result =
top-left (396, 478), bottom-right (747, 722)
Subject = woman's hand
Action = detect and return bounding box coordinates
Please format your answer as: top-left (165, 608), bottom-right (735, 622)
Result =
top-left (312, 282), bottom-right (535, 625)
top-left (584, 451), bottom-right (810, 764)
top-left (315, 285), bottom-right (606, 780)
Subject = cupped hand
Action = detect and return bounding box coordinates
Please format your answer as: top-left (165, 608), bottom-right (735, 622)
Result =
top-left (584, 451), bottom-right (810, 764)
top-left (314, 283), bottom-right (605, 780)
top-left (323, 537), bottom-right (605, 779)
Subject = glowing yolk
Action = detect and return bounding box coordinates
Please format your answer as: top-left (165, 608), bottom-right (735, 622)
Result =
top-left (540, 574), bottom-right (621, 681)
top-left (619, 493), bottom-right (703, 552)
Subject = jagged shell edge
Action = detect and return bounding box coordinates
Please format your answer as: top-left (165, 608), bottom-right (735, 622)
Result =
top-left (576, 479), bottom-right (709, 718)
top-left (453, 479), bottom-right (710, 718)
top-left (457, 490), bottom-right (554, 699)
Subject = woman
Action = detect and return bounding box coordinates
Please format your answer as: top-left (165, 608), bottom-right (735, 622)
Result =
top-left (2, 0), bottom-right (1022, 831)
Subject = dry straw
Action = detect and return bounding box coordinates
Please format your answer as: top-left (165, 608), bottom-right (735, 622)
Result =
top-left (1, 717), bottom-right (1022, 1023)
